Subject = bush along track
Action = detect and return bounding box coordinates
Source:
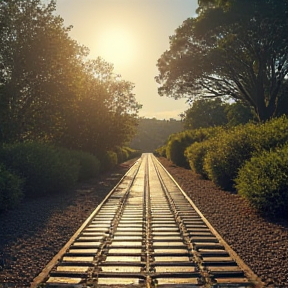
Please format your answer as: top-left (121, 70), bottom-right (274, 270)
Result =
top-left (159, 116), bottom-right (288, 218)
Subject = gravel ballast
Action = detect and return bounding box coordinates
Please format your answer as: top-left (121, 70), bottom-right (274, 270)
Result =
top-left (0, 157), bottom-right (288, 287)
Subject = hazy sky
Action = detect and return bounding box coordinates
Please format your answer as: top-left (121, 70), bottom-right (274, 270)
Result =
top-left (54, 0), bottom-right (198, 119)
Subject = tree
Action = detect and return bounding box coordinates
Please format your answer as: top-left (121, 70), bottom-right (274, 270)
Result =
top-left (156, 0), bottom-right (288, 121)
top-left (224, 101), bottom-right (256, 127)
top-left (0, 0), bottom-right (88, 143)
top-left (0, 0), bottom-right (141, 155)
top-left (184, 98), bottom-right (227, 129)
top-left (59, 57), bottom-right (141, 155)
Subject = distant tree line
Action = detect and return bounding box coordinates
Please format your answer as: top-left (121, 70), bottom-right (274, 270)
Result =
top-left (183, 98), bottom-right (256, 130)
top-left (0, 0), bottom-right (141, 156)
top-left (129, 118), bottom-right (183, 152)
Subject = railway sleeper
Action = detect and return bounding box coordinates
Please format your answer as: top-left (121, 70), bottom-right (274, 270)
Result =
top-left (33, 154), bottom-right (263, 288)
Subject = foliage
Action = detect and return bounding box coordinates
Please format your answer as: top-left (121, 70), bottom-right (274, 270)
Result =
top-left (60, 58), bottom-right (140, 155)
top-left (167, 137), bottom-right (189, 168)
top-left (166, 127), bottom-right (222, 168)
top-left (129, 118), bottom-right (183, 152)
top-left (125, 146), bottom-right (142, 159)
top-left (156, 0), bottom-right (288, 121)
top-left (0, 0), bottom-right (140, 156)
top-left (224, 101), bottom-right (256, 127)
top-left (185, 140), bottom-right (211, 178)
top-left (235, 145), bottom-right (288, 218)
top-left (154, 145), bottom-right (167, 157)
top-left (115, 146), bottom-right (140, 163)
top-left (203, 116), bottom-right (288, 190)
top-left (0, 142), bottom-right (79, 197)
top-left (0, 164), bottom-right (24, 211)
top-left (0, 0), bottom-right (87, 143)
top-left (184, 99), bottom-right (255, 130)
top-left (184, 98), bottom-right (228, 129)
top-left (114, 146), bottom-right (129, 164)
top-left (203, 124), bottom-right (259, 190)
top-left (98, 151), bottom-right (118, 172)
top-left (69, 150), bottom-right (100, 182)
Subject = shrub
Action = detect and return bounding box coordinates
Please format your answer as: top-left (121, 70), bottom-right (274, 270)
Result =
top-left (112, 146), bottom-right (140, 164)
top-left (124, 147), bottom-right (141, 159)
top-left (204, 124), bottom-right (259, 190)
top-left (167, 137), bottom-right (189, 167)
top-left (98, 151), bottom-right (118, 172)
top-left (116, 147), bottom-right (129, 163)
top-left (166, 127), bottom-right (224, 168)
top-left (69, 150), bottom-right (100, 182)
top-left (185, 140), bottom-right (211, 178)
top-left (0, 164), bottom-right (24, 211)
top-left (235, 145), bottom-right (288, 218)
top-left (0, 142), bottom-right (79, 197)
top-left (154, 145), bottom-right (167, 157)
top-left (203, 116), bottom-right (288, 191)
top-left (258, 116), bottom-right (288, 150)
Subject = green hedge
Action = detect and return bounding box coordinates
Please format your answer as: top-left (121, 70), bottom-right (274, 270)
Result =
top-left (115, 146), bottom-right (129, 163)
top-left (124, 146), bottom-right (141, 159)
top-left (98, 151), bottom-right (118, 172)
top-left (154, 145), bottom-right (167, 157)
top-left (235, 145), bottom-right (288, 218)
top-left (0, 164), bottom-right (24, 211)
top-left (167, 137), bottom-right (189, 167)
top-left (166, 127), bottom-right (222, 168)
top-left (203, 124), bottom-right (259, 190)
top-left (114, 146), bottom-right (140, 163)
top-left (0, 142), bottom-right (79, 197)
top-left (185, 140), bottom-right (211, 178)
top-left (203, 116), bottom-right (288, 191)
top-left (69, 150), bottom-right (100, 182)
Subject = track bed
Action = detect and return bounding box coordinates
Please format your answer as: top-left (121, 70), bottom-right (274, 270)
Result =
top-left (32, 153), bottom-right (263, 288)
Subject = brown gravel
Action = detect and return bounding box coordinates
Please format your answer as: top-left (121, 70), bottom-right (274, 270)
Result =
top-left (0, 156), bottom-right (288, 287)
top-left (158, 157), bottom-right (288, 288)
top-left (0, 163), bottom-right (133, 288)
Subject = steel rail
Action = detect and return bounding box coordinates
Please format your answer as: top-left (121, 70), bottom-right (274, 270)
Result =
top-left (31, 157), bottom-right (142, 288)
top-left (150, 154), bottom-right (264, 287)
top-left (31, 153), bottom-right (264, 288)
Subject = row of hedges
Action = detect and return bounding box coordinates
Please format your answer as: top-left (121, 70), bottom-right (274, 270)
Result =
top-left (0, 142), bottom-right (140, 211)
top-left (158, 116), bottom-right (288, 218)
top-left (235, 145), bottom-right (288, 218)
top-left (157, 127), bottom-right (224, 168)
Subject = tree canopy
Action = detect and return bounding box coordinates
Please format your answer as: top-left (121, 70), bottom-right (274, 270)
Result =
top-left (0, 0), bottom-right (141, 155)
top-left (184, 98), bottom-right (227, 129)
top-left (183, 98), bottom-right (254, 129)
top-left (156, 0), bottom-right (288, 121)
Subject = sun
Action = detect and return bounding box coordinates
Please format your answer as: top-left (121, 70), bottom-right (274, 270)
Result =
top-left (96, 27), bottom-right (137, 68)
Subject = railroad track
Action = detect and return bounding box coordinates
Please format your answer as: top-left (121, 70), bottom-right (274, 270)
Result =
top-left (31, 153), bottom-right (263, 288)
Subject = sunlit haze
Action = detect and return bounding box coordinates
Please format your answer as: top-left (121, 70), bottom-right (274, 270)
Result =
top-left (54, 0), bottom-right (198, 119)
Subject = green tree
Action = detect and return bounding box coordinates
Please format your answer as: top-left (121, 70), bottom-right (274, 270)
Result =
top-left (0, 0), bottom-right (141, 156)
top-left (0, 0), bottom-right (88, 143)
top-left (184, 98), bottom-right (227, 129)
top-left (224, 101), bottom-right (255, 127)
top-left (60, 58), bottom-right (141, 155)
top-left (156, 0), bottom-right (288, 121)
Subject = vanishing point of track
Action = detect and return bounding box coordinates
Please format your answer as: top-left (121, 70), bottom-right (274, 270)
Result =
top-left (31, 153), bottom-right (263, 288)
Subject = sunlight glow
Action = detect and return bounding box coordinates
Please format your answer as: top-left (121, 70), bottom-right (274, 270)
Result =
top-left (96, 27), bottom-right (137, 67)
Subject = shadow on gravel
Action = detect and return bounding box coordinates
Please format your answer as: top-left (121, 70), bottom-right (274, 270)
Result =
top-left (0, 163), bottom-right (133, 282)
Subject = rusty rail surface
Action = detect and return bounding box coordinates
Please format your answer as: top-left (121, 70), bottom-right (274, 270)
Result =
top-left (31, 153), bottom-right (263, 288)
